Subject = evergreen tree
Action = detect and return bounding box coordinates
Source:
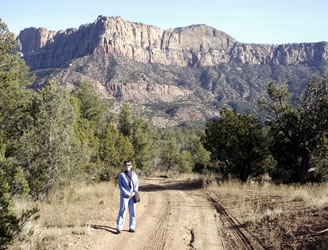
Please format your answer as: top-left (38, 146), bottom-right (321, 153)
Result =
top-left (99, 123), bottom-right (134, 180)
top-left (69, 96), bottom-right (100, 181)
top-left (131, 116), bottom-right (155, 175)
top-left (0, 19), bottom-right (33, 154)
top-left (189, 131), bottom-right (211, 173)
top-left (71, 81), bottom-right (108, 135)
top-left (159, 136), bottom-right (180, 173)
top-left (0, 20), bottom-right (38, 247)
top-left (176, 128), bottom-right (211, 172)
top-left (118, 104), bottom-right (132, 138)
top-left (0, 130), bottom-right (37, 248)
top-left (157, 129), bottom-right (209, 174)
top-left (203, 109), bottom-right (269, 182)
top-left (0, 129), bottom-right (16, 247)
top-left (259, 78), bottom-right (328, 183)
top-left (16, 82), bottom-right (76, 199)
top-left (0, 169), bottom-right (19, 248)
top-left (178, 150), bottom-right (193, 173)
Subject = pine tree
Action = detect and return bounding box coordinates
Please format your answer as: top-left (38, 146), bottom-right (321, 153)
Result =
top-left (0, 20), bottom-right (38, 247)
top-left (0, 19), bottom-right (33, 150)
top-left (188, 131), bottom-right (211, 173)
top-left (71, 81), bottom-right (108, 135)
top-left (160, 136), bottom-right (180, 173)
top-left (178, 150), bottom-right (193, 173)
top-left (99, 123), bottom-right (134, 180)
top-left (69, 96), bottom-right (100, 181)
top-left (0, 170), bottom-right (19, 248)
top-left (118, 104), bottom-right (132, 138)
top-left (131, 116), bottom-right (156, 175)
top-left (0, 130), bottom-right (37, 248)
top-left (203, 109), bottom-right (269, 182)
top-left (259, 78), bottom-right (328, 183)
top-left (16, 82), bottom-right (76, 199)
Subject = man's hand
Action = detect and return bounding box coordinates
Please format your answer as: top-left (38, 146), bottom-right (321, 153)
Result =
top-left (126, 192), bottom-right (135, 198)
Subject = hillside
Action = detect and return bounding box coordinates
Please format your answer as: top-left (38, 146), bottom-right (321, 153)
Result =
top-left (17, 15), bottom-right (328, 127)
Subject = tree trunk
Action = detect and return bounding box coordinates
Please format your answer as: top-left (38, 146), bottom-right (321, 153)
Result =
top-left (298, 150), bottom-right (310, 184)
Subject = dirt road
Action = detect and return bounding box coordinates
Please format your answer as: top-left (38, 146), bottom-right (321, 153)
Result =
top-left (69, 177), bottom-right (255, 250)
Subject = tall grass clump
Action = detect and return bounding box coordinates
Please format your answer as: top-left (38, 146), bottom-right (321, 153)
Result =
top-left (288, 184), bottom-right (328, 208)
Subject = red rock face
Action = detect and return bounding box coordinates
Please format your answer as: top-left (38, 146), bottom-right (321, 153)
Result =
top-left (17, 15), bottom-right (328, 71)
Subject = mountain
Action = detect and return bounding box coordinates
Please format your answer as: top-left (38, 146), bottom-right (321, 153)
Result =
top-left (17, 15), bottom-right (328, 127)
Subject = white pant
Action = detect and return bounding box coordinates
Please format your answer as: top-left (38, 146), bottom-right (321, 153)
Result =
top-left (116, 195), bottom-right (136, 231)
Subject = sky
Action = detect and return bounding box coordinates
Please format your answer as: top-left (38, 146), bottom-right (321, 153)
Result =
top-left (1, 0), bottom-right (327, 45)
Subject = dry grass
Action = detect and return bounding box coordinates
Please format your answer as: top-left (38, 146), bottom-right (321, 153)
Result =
top-left (205, 178), bottom-right (328, 249)
top-left (12, 181), bottom-right (119, 249)
top-left (244, 207), bottom-right (283, 225)
top-left (206, 179), bottom-right (328, 208)
top-left (288, 184), bottom-right (328, 208)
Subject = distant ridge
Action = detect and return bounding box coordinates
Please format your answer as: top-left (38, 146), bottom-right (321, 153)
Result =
top-left (16, 16), bottom-right (328, 127)
top-left (17, 15), bottom-right (328, 71)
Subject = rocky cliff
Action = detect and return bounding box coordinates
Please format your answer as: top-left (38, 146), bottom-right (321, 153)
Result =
top-left (17, 16), bottom-right (328, 127)
top-left (17, 15), bottom-right (328, 71)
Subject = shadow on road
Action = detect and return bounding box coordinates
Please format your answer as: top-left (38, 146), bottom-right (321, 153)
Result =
top-left (139, 178), bottom-right (203, 192)
top-left (91, 224), bottom-right (118, 234)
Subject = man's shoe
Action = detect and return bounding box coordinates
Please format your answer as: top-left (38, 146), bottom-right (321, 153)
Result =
top-left (117, 229), bottom-right (121, 234)
top-left (129, 229), bottom-right (135, 233)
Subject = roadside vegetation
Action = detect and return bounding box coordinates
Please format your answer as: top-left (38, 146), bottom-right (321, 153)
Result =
top-left (11, 181), bottom-right (119, 249)
top-left (1, 17), bottom-right (328, 249)
top-left (205, 178), bottom-right (328, 249)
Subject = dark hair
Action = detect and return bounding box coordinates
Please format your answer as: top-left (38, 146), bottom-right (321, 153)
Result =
top-left (124, 160), bottom-right (131, 166)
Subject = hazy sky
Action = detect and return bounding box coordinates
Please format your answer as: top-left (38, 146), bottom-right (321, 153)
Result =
top-left (1, 0), bottom-right (327, 44)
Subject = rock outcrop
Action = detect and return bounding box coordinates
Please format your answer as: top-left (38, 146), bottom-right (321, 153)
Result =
top-left (17, 15), bottom-right (328, 71)
top-left (106, 82), bottom-right (191, 103)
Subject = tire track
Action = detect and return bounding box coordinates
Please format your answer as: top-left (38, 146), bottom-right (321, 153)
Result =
top-left (164, 190), bottom-right (195, 250)
top-left (187, 193), bottom-right (222, 249)
top-left (207, 195), bottom-right (264, 250)
top-left (144, 190), bottom-right (171, 250)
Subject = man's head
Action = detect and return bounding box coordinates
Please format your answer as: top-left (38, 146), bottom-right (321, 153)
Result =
top-left (124, 160), bottom-right (132, 171)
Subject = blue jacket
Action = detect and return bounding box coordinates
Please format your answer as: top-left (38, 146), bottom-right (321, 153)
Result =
top-left (118, 171), bottom-right (139, 197)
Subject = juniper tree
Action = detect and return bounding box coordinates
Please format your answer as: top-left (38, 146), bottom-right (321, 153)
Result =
top-left (71, 80), bottom-right (108, 135)
top-left (0, 128), bottom-right (37, 249)
top-left (0, 19), bottom-right (37, 248)
top-left (202, 109), bottom-right (269, 182)
top-left (188, 131), bottom-right (211, 173)
top-left (0, 19), bottom-right (33, 154)
top-left (259, 78), bottom-right (328, 183)
top-left (16, 81), bottom-right (76, 199)
top-left (131, 116), bottom-right (156, 175)
top-left (159, 136), bottom-right (180, 173)
top-left (69, 96), bottom-right (100, 181)
top-left (118, 104), bottom-right (132, 138)
top-left (99, 123), bottom-right (134, 180)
